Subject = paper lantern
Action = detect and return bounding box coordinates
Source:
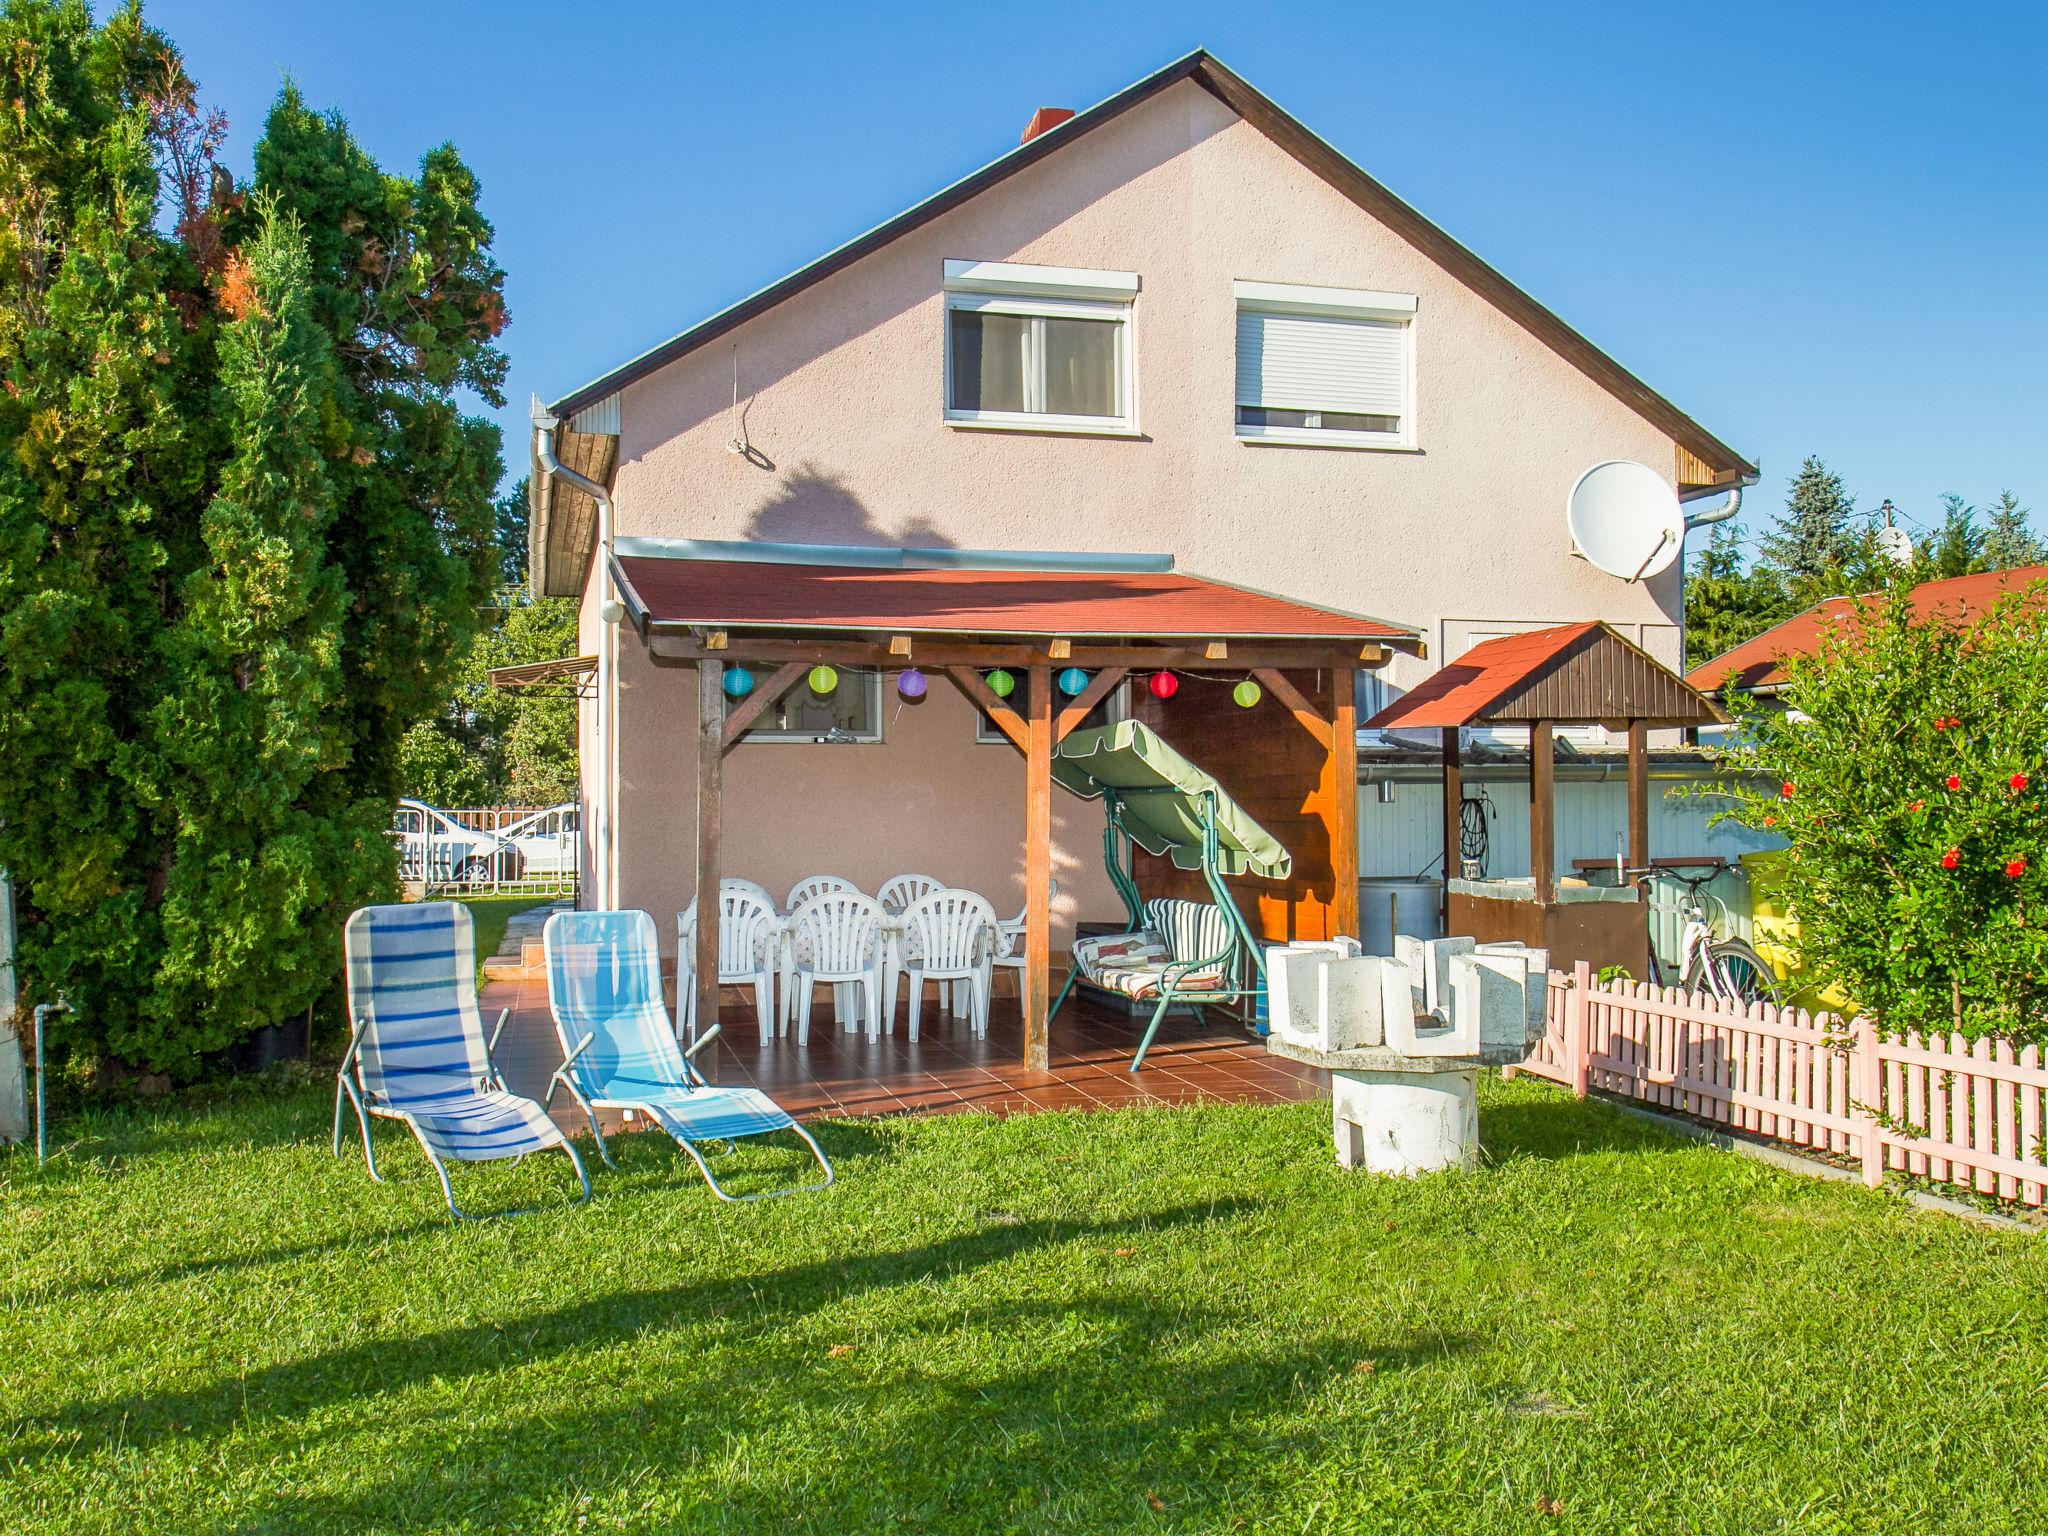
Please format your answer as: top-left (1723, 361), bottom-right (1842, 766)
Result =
top-left (897, 667), bottom-right (928, 700)
top-left (1057, 666), bottom-right (1089, 697)
top-left (1148, 671), bottom-right (1179, 700)
top-left (985, 668), bottom-right (1016, 699)
top-left (1232, 678), bottom-right (1263, 709)
top-left (721, 666), bottom-right (756, 699)
top-left (807, 664), bottom-right (839, 695)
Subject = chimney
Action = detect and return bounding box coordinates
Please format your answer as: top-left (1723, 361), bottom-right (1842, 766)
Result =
top-left (1021, 107), bottom-right (1076, 144)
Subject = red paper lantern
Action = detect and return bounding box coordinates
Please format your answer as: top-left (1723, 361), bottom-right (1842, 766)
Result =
top-left (1148, 671), bottom-right (1179, 700)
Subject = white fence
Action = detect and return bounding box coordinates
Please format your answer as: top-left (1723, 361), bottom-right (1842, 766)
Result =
top-left (397, 804), bottom-right (579, 899)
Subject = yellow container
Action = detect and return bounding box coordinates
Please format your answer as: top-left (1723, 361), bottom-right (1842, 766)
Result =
top-left (1739, 851), bottom-right (1857, 1014)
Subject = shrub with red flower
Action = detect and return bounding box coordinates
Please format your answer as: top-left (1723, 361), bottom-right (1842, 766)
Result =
top-left (1701, 578), bottom-right (2048, 1043)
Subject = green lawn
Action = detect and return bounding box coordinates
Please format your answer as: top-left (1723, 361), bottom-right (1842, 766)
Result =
top-left (5, 1079), bottom-right (2047, 1535)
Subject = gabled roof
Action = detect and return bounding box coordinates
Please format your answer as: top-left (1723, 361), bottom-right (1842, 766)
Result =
top-left (609, 539), bottom-right (1417, 644)
top-left (1686, 564), bottom-right (2048, 695)
top-left (1367, 621), bottom-right (1722, 729)
top-left (544, 50), bottom-right (1753, 486)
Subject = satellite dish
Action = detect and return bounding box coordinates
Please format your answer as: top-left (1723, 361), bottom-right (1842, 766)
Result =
top-left (1875, 524), bottom-right (1914, 566)
top-left (1567, 460), bottom-right (1685, 582)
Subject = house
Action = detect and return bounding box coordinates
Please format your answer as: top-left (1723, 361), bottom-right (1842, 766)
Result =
top-left (527, 50), bottom-right (1754, 998)
top-left (1686, 564), bottom-right (2048, 699)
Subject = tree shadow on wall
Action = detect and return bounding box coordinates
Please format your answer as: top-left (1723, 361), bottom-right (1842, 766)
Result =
top-left (744, 462), bottom-right (955, 550)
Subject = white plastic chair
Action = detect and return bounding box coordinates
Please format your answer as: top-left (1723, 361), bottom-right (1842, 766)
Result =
top-left (898, 890), bottom-right (997, 1040)
top-left (878, 873), bottom-right (947, 1026)
top-left (677, 881), bottom-right (781, 1042)
top-left (784, 890), bottom-right (888, 1043)
top-left (780, 875), bottom-right (858, 1032)
top-left (992, 877), bottom-right (1060, 996)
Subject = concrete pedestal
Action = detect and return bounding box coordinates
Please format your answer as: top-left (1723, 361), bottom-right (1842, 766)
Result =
top-left (1331, 1068), bottom-right (1480, 1175)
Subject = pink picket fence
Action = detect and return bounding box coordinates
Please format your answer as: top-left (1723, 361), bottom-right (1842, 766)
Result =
top-left (1514, 962), bottom-right (2048, 1208)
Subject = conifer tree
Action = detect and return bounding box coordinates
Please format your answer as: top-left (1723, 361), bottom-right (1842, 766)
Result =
top-left (1982, 490), bottom-right (2044, 571)
top-left (1758, 456), bottom-right (1858, 596)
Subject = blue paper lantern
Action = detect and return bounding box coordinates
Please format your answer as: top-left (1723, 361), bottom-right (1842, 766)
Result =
top-left (1057, 666), bottom-right (1090, 697)
top-left (721, 666), bottom-right (755, 699)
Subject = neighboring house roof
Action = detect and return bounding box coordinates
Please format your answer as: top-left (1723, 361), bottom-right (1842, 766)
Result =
top-left (534, 50), bottom-right (1754, 596)
top-left (1366, 621), bottom-right (1722, 729)
top-left (607, 539), bottom-right (1416, 643)
top-left (1686, 564), bottom-right (2048, 695)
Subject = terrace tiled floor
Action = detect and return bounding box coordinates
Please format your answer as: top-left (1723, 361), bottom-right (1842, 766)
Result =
top-left (483, 967), bottom-right (1328, 1126)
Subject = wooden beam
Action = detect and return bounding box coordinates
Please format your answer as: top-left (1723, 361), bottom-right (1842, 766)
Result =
top-left (703, 629), bottom-right (728, 651)
top-left (1205, 641), bottom-right (1229, 660)
top-left (1251, 667), bottom-right (1331, 749)
top-left (694, 659), bottom-right (724, 1053)
top-left (1048, 638), bottom-right (1072, 660)
top-left (1023, 664), bottom-right (1053, 1075)
top-left (1441, 727), bottom-right (1463, 918)
top-left (1530, 719), bottom-right (1555, 904)
top-left (719, 661), bottom-right (807, 750)
top-left (942, 665), bottom-right (1028, 752)
top-left (887, 634), bottom-right (913, 656)
top-left (1330, 668), bottom-right (1359, 941)
top-left (649, 634), bottom-right (1387, 671)
top-left (1054, 666), bottom-right (1128, 742)
top-left (1627, 719), bottom-right (1650, 872)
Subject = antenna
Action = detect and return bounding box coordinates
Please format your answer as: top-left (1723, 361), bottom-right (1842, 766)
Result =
top-left (1566, 461), bottom-right (1685, 582)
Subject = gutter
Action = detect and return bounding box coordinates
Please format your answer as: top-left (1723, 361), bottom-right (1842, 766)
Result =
top-left (532, 397), bottom-right (620, 911)
top-left (1680, 474), bottom-right (1755, 533)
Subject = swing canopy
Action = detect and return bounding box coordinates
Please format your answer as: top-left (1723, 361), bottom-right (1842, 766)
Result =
top-left (1053, 720), bottom-right (1292, 881)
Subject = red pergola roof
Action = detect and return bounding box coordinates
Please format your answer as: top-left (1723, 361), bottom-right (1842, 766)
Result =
top-left (1686, 565), bottom-right (2048, 694)
top-left (611, 553), bottom-right (1415, 642)
top-left (1366, 621), bottom-right (1720, 729)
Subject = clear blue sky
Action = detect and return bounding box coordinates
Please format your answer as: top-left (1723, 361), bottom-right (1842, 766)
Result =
top-left (152, 0), bottom-right (2048, 550)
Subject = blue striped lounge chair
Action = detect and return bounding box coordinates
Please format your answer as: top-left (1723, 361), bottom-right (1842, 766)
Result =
top-left (542, 909), bottom-right (833, 1202)
top-left (335, 902), bottom-right (590, 1220)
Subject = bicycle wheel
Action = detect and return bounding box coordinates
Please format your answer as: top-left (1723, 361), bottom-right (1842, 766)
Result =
top-left (1705, 939), bottom-right (1781, 1007)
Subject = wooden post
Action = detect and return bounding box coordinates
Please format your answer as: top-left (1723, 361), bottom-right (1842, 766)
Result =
top-left (1330, 668), bottom-right (1359, 940)
top-left (1441, 727), bottom-right (1463, 915)
top-left (1569, 958), bottom-right (1593, 1099)
top-left (1529, 719), bottom-right (1555, 903)
top-left (1855, 1014), bottom-right (1885, 1187)
top-left (1023, 663), bottom-right (1053, 1074)
top-left (1626, 719), bottom-right (1650, 873)
top-left (694, 659), bottom-right (723, 1052)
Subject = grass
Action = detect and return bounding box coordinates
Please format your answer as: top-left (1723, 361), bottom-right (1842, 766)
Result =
top-left (5, 1079), bottom-right (2048, 1535)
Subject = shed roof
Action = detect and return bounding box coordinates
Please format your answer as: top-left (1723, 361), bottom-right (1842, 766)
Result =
top-left (611, 544), bottom-right (1415, 644)
top-left (1366, 622), bottom-right (1721, 729)
top-left (1686, 564), bottom-right (2048, 695)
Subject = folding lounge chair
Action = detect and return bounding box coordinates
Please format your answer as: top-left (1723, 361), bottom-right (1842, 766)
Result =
top-left (335, 902), bottom-right (590, 1220)
top-left (542, 909), bottom-right (834, 1201)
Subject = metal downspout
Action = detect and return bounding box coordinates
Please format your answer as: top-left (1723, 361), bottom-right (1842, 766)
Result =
top-left (532, 399), bottom-right (619, 911)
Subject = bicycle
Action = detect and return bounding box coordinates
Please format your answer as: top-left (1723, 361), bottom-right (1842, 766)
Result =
top-left (1621, 864), bottom-right (1782, 1007)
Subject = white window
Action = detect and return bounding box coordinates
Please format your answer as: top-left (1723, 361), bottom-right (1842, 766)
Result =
top-left (1233, 280), bottom-right (1416, 449)
top-left (944, 260), bottom-right (1136, 434)
top-left (727, 669), bottom-right (885, 744)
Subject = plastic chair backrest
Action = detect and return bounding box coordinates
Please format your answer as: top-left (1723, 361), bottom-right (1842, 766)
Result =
top-left (877, 873), bottom-right (945, 915)
top-left (543, 908), bottom-right (692, 1096)
top-left (785, 874), bottom-right (856, 913)
top-left (902, 889), bottom-right (996, 970)
top-left (680, 883), bottom-right (781, 969)
top-left (787, 889), bottom-right (885, 974)
top-left (343, 902), bottom-right (488, 1108)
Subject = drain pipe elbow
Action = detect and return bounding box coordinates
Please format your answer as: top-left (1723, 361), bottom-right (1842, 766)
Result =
top-left (1682, 480), bottom-right (1749, 534)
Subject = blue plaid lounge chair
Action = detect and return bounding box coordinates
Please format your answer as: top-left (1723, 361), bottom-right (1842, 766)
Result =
top-left (336, 902), bottom-right (589, 1220)
top-left (543, 909), bottom-right (833, 1202)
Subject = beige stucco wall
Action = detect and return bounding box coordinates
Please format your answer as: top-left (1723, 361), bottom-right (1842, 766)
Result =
top-left (584, 79), bottom-right (1700, 945)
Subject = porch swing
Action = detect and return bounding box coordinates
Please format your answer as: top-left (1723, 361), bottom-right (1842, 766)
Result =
top-left (1048, 720), bottom-right (1293, 1070)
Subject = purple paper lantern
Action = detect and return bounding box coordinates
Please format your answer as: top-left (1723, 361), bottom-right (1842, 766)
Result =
top-left (897, 667), bottom-right (928, 700)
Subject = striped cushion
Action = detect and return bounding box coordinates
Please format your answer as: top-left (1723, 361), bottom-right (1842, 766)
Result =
top-left (1072, 931), bottom-right (1168, 987)
top-left (1142, 899), bottom-right (1231, 984)
top-left (1088, 963), bottom-right (1228, 1002)
top-left (405, 1091), bottom-right (569, 1164)
top-left (640, 1086), bottom-right (797, 1143)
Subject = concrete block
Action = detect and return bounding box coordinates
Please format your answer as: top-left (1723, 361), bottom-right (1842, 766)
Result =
top-left (1477, 942), bottom-right (1551, 1040)
top-left (1332, 1068), bottom-right (1480, 1174)
top-left (1266, 940), bottom-right (1362, 1052)
top-left (1322, 954), bottom-right (1392, 1049)
top-left (1450, 952), bottom-right (1532, 1048)
top-left (1384, 975), bottom-right (1477, 1056)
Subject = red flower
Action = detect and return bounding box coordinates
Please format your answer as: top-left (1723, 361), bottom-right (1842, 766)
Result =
top-left (1762, 814), bottom-right (1777, 828)
top-left (1942, 848), bottom-right (1961, 871)
top-left (2008, 858), bottom-right (2028, 879)
top-left (1946, 775), bottom-right (1963, 792)
top-left (1780, 782), bottom-right (1796, 799)
top-left (1935, 716), bottom-right (1952, 731)
top-left (2012, 773), bottom-right (2030, 793)
top-left (1907, 799), bottom-right (1926, 813)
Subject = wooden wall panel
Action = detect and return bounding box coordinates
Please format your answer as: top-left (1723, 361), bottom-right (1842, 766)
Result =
top-left (1129, 669), bottom-right (1343, 943)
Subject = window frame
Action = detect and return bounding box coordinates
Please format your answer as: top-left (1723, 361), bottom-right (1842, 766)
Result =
top-left (942, 260), bottom-right (1138, 437)
top-left (726, 668), bottom-right (886, 745)
top-left (1232, 279), bottom-right (1418, 452)
top-left (975, 675), bottom-right (1128, 745)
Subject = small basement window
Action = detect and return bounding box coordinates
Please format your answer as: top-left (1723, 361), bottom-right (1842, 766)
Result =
top-left (727, 669), bottom-right (884, 744)
top-left (944, 259), bottom-right (1137, 434)
top-left (1234, 280), bottom-right (1416, 449)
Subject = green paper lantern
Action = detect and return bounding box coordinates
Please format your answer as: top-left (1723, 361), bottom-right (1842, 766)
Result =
top-left (1233, 678), bottom-right (1263, 709)
top-left (808, 664), bottom-right (839, 695)
top-left (985, 668), bottom-right (1016, 699)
